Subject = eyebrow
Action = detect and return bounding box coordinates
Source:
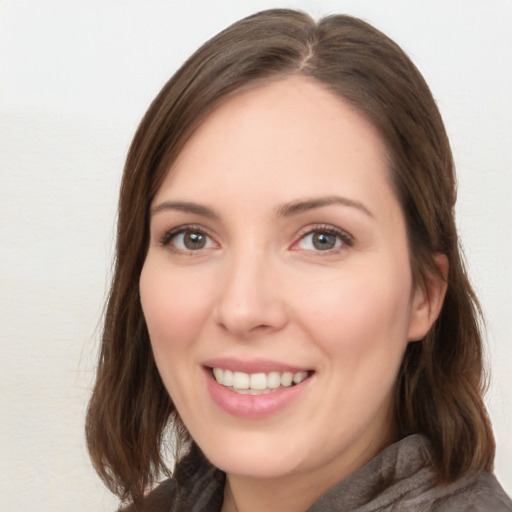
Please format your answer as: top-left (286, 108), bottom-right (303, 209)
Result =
top-left (277, 196), bottom-right (374, 218)
top-left (150, 195), bottom-right (373, 220)
top-left (150, 201), bottom-right (219, 218)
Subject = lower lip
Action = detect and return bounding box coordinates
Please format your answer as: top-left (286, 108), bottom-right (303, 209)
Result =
top-left (204, 369), bottom-right (312, 419)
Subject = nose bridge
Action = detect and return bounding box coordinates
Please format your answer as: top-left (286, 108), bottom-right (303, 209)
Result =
top-left (214, 240), bottom-right (287, 337)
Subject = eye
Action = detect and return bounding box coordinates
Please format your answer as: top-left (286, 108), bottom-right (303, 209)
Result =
top-left (160, 226), bottom-right (216, 252)
top-left (294, 226), bottom-right (352, 252)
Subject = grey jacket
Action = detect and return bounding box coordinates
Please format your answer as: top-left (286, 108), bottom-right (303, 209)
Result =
top-left (127, 435), bottom-right (512, 511)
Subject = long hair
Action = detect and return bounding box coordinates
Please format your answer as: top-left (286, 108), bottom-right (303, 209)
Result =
top-left (86, 8), bottom-right (495, 506)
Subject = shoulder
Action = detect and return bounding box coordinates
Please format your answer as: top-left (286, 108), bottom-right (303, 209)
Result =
top-left (381, 436), bottom-right (512, 511)
top-left (309, 435), bottom-right (512, 512)
top-left (121, 478), bottom-right (177, 512)
top-left (120, 443), bottom-right (224, 512)
top-left (382, 435), bottom-right (512, 512)
top-left (375, 435), bottom-right (512, 512)
top-left (425, 471), bottom-right (512, 512)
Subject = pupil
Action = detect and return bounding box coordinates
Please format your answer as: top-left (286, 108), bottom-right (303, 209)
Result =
top-left (184, 232), bottom-right (205, 250)
top-left (313, 232), bottom-right (336, 250)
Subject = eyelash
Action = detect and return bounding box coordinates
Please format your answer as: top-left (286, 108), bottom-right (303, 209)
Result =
top-left (293, 224), bottom-right (354, 253)
top-left (159, 224), bottom-right (215, 250)
top-left (158, 224), bottom-right (354, 253)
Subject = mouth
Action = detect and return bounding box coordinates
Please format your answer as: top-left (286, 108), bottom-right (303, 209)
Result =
top-left (204, 361), bottom-right (315, 418)
top-left (210, 367), bottom-right (314, 395)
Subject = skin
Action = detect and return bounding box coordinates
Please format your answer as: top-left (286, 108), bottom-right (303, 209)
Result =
top-left (139, 77), bottom-right (447, 512)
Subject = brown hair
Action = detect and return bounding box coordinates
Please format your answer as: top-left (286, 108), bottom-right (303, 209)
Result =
top-left (86, 8), bottom-right (495, 507)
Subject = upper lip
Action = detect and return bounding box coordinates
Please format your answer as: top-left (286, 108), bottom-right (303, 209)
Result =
top-left (203, 357), bottom-right (311, 374)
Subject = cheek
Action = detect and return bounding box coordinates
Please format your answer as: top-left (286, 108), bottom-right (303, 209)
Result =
top-left (295, 262), bottom-right (413, 361)
top-left (295, 264), bottom-right (413, 431)
top-left (139, 262), bottom-right (213, 351)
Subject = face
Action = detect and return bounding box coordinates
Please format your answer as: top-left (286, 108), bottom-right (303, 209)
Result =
top-left (140, 77), bottom-right (434, 486)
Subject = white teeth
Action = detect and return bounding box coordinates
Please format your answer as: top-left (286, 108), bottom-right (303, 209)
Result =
top-left (213, 367), bottom-right (223, 382)
top-left (293, 371), bottom-right (308, 384)
top-left (250, 373), bottom-right (267, 390)
top-left (233, 371), bottom-right (249, 390)
top-left (212, 368), bottom-right (310, 392)
top-left (267, 371), bottom-right (281, 389)
top-left (281, 372), bottom-right (293, 387)
top-left (236, 388), bottom-right (273, 395)
top-left (223, 369), bottom-right (233, 387)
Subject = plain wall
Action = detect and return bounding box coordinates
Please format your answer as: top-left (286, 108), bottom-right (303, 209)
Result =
top-left (1, 1), bottom-right (511, 510)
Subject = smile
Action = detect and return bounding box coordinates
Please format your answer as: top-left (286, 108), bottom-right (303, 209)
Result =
top-left (212, 368), bottom-right (310, 395)
top-left (203, 358), bottom-right (315, 418)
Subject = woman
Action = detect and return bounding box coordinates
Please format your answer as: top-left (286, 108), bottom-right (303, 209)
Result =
top-left (86, 9), bottom-right (512, 511)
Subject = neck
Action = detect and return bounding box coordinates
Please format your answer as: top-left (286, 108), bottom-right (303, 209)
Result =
top-left (222, 472), bottom-right (324, 512)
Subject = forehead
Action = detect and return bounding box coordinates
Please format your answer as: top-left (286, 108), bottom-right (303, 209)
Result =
top-left (154, 77), bottom-right (393, 212)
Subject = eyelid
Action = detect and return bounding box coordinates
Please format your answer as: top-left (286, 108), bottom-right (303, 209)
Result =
top-left (291, 224), bottom-right (354, 251)
top-left (156, 222), bottom-right (353, 253)
top-left (158, 223), bottom-right (218, 249)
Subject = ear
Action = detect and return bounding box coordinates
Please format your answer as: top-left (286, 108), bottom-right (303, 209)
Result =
top-left (407, 254), bottom-right (449, 342)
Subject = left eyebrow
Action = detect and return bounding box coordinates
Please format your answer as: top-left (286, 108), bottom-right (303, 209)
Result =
top-left (276, 195), bottom-right (374, 218)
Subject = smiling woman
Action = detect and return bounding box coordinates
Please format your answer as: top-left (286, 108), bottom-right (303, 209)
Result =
top-left (85, 8), bottom-right (512, 512)
top-left (140, 76), bottom-right (436, 491)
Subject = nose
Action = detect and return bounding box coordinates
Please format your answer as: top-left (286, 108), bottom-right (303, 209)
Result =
top-left (213, 247), bottom-right (289, 339)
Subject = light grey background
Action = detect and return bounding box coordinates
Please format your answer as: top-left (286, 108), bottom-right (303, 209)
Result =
top-left (1, 1), bottom-right (511, 510)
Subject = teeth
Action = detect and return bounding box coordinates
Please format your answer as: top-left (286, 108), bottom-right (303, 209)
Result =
top-left (250, 373), bottom-right (267, 390)
top-left (233, 371), bottom-right (249, 390)
top-left (223, 369), bottom-right (234, 387)
top-left (281, 372), bottom-right (293, 387)
top-left (213, 367), bottom-right (223, 382)
top-left (212, 368), bottom-right (310, 392)
top-left (267, 371), bottom-right (281, 389)
top-left (293, 371), bottom-right (308, 384)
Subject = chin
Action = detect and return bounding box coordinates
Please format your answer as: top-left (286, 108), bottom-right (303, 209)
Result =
top-left (197, 430), bottom-right (305, 479)
top-left (211, 452), bottom-right (302, 480)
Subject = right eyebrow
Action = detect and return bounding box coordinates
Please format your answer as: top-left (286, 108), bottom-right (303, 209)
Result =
top-left (150, 200), bottom-right (220, 219)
